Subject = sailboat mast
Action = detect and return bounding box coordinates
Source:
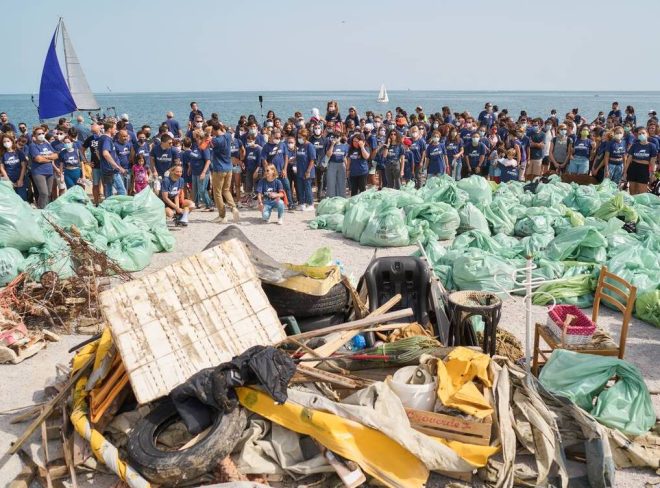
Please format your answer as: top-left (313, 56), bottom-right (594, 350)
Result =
top-left (59, 18), bottom-right (71, 89)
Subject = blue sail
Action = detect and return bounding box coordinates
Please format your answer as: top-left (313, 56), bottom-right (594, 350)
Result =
top-left (38, 25), bottom-right (76, 120)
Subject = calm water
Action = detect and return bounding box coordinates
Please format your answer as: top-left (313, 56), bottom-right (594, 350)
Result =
top-left (3, 91), bottom-right (660, 129)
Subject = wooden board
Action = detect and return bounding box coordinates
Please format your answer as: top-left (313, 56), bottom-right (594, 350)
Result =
top-left (99, 239), bottom-right (285, 404)
top-left (405, 408), bottom-right (492, 446)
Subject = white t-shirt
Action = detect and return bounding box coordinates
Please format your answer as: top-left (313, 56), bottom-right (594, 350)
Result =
top-left (542, 130), bottom-right (553, 157)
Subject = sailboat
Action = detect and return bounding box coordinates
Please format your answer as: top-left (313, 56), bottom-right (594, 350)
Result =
top-left (37, 18), bottom-right (99, 120)
top-left (377, 84), bottom-right (389, 103)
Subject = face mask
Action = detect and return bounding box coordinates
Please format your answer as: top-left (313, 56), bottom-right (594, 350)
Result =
top-left (580, 131), bottom-right (589, 137)
top-left (521, 123), bottom-right (528, 130)
top-left (313, 128), bottom-right (321, 136)
top-left (479, 130), bottom-right (485, 137)
top-left (297, 121), bottom-right (304, 128)
top-left (195, 122), bottom-right (203, 128)
top-left (472, 138), bottom-right (480, 145)
top-left (378, 131), bottom-right (386, 137)
top-left (287, 143), bottom-right (295, 150)
top-left (37, 134), bottom-right (46, 142)
top-left (3, 141), bottom-right (12, 149)
top-left (273, 138), bottom-right (281, 144)
top-left (431, 137), bottom-right (439, 144)
top-left (639, 134), bottom-right (648, 142)
top-left (559, 129), bottom-right (567, 136)
top-left (411, 132), bottom-right (419, 140)
top-left (249, 128), bottom-right (257, 136)
top-left (533, 126), bottom-right (541, 132)
top-left (614, 133), bottom-right (623, 141)
top-left (432, 123), bottom-right (439, 129)
top-left (56, 133), bottom-right (64, 141)
top-left (239, 130), bottom-right (246, 136)
top-left (624, 127), bottom-right (631, 133)
top-left (173, 146), bottom-right (181, 153)
top-left (326, 128), bottom-right (333, 134)
top-left (374, 121), bottom-right (382, 128)
top-left (64, 142), bottom-right (73, 150)
top-left (266, 121), bottom-right (273, 128)
top-left (297, 137), bottom-right (304, 144)
top-left (545, 124), bottom-right (552, 130)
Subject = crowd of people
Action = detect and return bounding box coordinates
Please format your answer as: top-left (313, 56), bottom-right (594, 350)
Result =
top-left (0, 99), bottom-right (658, 228)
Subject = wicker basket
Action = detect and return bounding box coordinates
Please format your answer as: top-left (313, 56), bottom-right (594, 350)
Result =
top-left (546, 305), bottom-right (596, 346)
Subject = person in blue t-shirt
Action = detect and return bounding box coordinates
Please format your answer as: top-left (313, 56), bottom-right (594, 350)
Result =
top-left (567, 126), bottom-right (594, 175)
top-left (229, 132), bottom-right (245, 205)
top-left (595, 126), bottom-right (626, 184)
top-left (347, 133), bottom-right (371, 196)
top-left (184, 132), bottom-right (213, 210)
top-left (114, 129), bottom-right (133, 191)
top-left (150, 134), bottom-right (179, 177)
top-left (624, 127), bottom-right (658, 195)
top-left (160, 164), bottom-right (194, 226)
top-left (380, 129), bottom-right (405, 189)
top-left (295, 129), bottom-right (317, 209)
top-left (325, 132), bottom-right (350, 196)
top-left (446, 129), bottom-right (465, 181)
top-left (424, 131), bottom-right (448, 177)
top-left (29, 127), bottom-right (59, 208)
top-left (409, 126), bottom-right (427, 188)
top-left (257, 164), bottom-right (286, 225)
top-left (463, 134), bottom-right (488, 175)
top-left (309, 124), bottom-right (328, 200)
top-left (0, 134), bottom-right (28, 200)
top-left (243, 134), bottom-right (262, 202)
top-left (478, 103), bottom-right (495, 128)
top-left (163, 112), bottom-right (182, 138)
top-left (58, 135), bottom-right (83, 189)
top-left (260, 129), bottom-right (293, 209)
top-left (527, 120), bottom-right (546, 178)
top-left (99, 121), bottom-right (127, 197)
top-left (210, 121), bottom-right (239, 223)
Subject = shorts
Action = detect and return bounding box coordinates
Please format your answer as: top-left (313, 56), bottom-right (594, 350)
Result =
top-left (526, 159), bottom-right (543, 176)
top-left (627, 161), bottom-right (650, 184)
top-left (568, 156), bottom-right (589, 175)
top-left (232, 164), bottom-right (242, 174)
top-left (92, 168), bottom-right (102, 185)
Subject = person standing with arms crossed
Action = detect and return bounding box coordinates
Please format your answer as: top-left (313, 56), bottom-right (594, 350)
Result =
top-left (210, 121), bottom-right (239, 223)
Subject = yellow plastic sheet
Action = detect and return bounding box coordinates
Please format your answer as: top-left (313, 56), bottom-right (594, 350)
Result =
top-left (434, 437), bottom-right (499, 467)
top-left (436, 347), bottom-right (493, 419)
top-left (237, 386), bottom-right (429, 488)
top-left (275, 264), bottom-right (342, 296)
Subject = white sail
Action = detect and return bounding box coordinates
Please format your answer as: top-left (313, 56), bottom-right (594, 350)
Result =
top-left (377, 84), bottom-right (389, 103)
top-left (61, 20), bottom-right (99, 111)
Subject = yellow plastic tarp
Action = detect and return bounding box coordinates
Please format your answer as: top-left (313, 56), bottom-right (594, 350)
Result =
top-left (274, 264), bottom-right (342, 296)
top-left (237, 386), bottom-right (429, 488)
top-left (436, 347), bottom-right (493, 419)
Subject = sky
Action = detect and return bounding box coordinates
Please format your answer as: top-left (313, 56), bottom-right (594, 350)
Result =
top-left (3, 0), bottom-right (659, 94)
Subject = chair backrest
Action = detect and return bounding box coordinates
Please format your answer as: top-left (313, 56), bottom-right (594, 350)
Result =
top-left (592, 266), bottom-right (637, 358)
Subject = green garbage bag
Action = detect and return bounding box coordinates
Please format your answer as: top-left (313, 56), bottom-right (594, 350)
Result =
top-left (44, 190), bottom-right (98, 232)
top-left (122, 187), bottom-right (167, 228)
top-left (359, 204), bottom-right (409, 247)
top-left (422, 182), bottom-right (469, 207)
top-left (458, 203), bottom-right (490, 235)
top-left (150, 225), bottom-right (176, 252)
top-left (106, 234), bottom-right (154, 272)
top-left (539, 349), bottom-right (655, 436)
top-left (91, 209), bottom-right (143, 243)
top-left (636, 205), bottom-right (660, 237)
top-left (633, 193), bottom-right (660, 208)
top-left (532, 183), bottom-right (570, 207)
top-left (514, 215), bottom-right (554, 237)
top-left (24, 230), bottom-right (75, 280)
top-left (309, 214), bottom-right (345, 231)
top-left (316, 197), bottom-right (347, 216)
top-left (457, 175), bottom-right (492, 206)
top-left (520, 232), bottom-right (555, 257)
top-left (605, 248), bottom-right (659, 297)
top-left (546, 227), bottom-right (608, 263)
top-left (533, 274), bottom-right (594, 307)
top-left (481, 198), bottom-right (516, 235)
top-left (563, 185), bottom-right (601, 216)
top-left (563, 206), bottom-right (585, 227)
top-left (0, 248), bottom-right (25, 285)
top-left (606, 232), bottom-right (642, 258)
top-left (0, 183), bottom-right (45, 251)
top-left (99, 195), bottom-right (134, 216)
top-left (406, 219), bottom-right (438, 246)
top-left (342, 200), bottom-right (378, 242)
top-left (635, 289), bottom-right (660, 327)
top-left (592, 192), bottom-right (638, 222)
top-left (80, 230), bottom-right (109, 252)
top-left (492, 233), bottom-right (524, 256)
top-left (451, 230), bottom-right (519, 259)
top-left (452, 249), bottom-right (516, 296)
top-left (406, 202), bottom-right (460, 240)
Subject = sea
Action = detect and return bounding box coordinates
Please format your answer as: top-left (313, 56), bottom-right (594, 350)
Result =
top-left (3, 90), bottom-right (660, 129)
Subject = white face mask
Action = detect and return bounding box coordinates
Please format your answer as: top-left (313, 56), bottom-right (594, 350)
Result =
top-left (3, 141), bottom-right (12, 149)
top-left (64, 142), bottom-right (74, 150)
top-left (57, 133), bottom-right (64, 141)
top-left (297, 137), bottom-right (304, 144)
top-left (195, 122), bottom-right (203, 128)
top-left (37, 134), bottom-right (46, 142)
top-left (559, 129), bottom-right (567, 136)
top-left (374, 121), bottom-right (382, 128)
top-left (313, 128), bottom-right (322, 136)
top-left (249, 128), bottom-right (257, 135)
top-left (614, 133), bottom-right (623, 141)
top-left (287, 143), bottom-right (295, 150)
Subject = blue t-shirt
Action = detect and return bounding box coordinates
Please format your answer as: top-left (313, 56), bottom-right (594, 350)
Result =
top-left (151, 145), bottom-right (178, 176)
top-left (58, 148), bottom-right (81, 168)
top-left (529, 131), bottom-right (545, 160)
top-left (256, 178), bottom-right (284, 202)
top-left (114, 141), bottom-right (132, 169)
top-left (244, 144), bottom-right (262, 172)
top-left (459, 128), bottom-right (472, 147)
top-left (29, 142), bottom-right (56, 176)
top-left (410, 138), bottom-right (427, 165)
top-left (230, 137), bottom-right (243, 160)
top-left (161, 176), bottom-right (185, 199)
top-left (348, 148), bottom-right (369, 177)
top-left (328, 143), bottom-right (349, 164)
top-left (478, 111), bottom-right (495, 128)
top-left (426, 143), bottom-right (447, 174)
top-left (445, 140), bottom-right (463, 161)
top-left (572, 138), bottom-right (592, 159)
top-left (606, 140), bottom-right (627, 161)
top-left (296, 142), bottom-right (317, 178)
top-left (260, 142), bottom-right (286, 172)
top-left (134, 141), bottom-right (151, 166)
top-left (384, 144), bottom-right (404, 165)
top-left (309, 136), bottom-right (327, 165)
top-left (185, 145), bottom-right (211, 176)
top-left (628, 142), bottom-right (658, 162)
top-left (2, 151), bottom-right (24, 181)
top-left (464, 142), bottom-right (488, 168)
top-left (164, 119), bottom-right (180, 136)
top-left (211, 133), bottom-right (232, 172)
top-left (99, 135), bottom-right (120, 174)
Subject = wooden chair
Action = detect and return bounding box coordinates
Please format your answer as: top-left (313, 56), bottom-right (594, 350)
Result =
top-left (532, 266), bottom-right (637, 376)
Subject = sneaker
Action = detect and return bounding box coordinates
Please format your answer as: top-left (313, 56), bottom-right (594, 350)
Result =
top-left (304, 205), bottom-right (315, 212)
top-left (298, 204), bottom-right (306, 211)
top-left (277, 217), bottom-right (284, 225)
top-left (232, 207), bottom-right (240, 223)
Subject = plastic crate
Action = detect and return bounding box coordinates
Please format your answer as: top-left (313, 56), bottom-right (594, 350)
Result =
top-left (546, 305), bottom-right (596, 346)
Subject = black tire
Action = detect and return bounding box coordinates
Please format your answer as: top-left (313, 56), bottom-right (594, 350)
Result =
top-left (262, 282), bottom-right (349, 318)
top-left (297, 313), bottom-right (346, 332)
top-left (127, 400), bottom-right (247, 485)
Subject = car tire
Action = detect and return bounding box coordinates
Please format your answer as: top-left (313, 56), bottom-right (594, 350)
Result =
top-left (127, 399), bottom-right (247, 485)
top-left (262, 282), bottom-right (348, 318)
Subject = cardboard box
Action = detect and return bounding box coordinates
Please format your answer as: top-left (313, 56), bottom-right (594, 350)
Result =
top-left (405, 407), bottom-right (492, 446)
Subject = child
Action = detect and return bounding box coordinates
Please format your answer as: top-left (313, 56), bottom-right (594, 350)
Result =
top-left (402, 138), bottom-right (414, 184)
top-left (132, 153), bottom-right (150, 194)
top-left (160, 164), bottom-right (195, 226)
top-left (257, 164), bottom-right (285, 225)
top-left (488, 142), bottom-right (506, 183)
top-left (499, 148), bottom-right (519, 183)
top-left (243, 134), bottom-right (262, 208)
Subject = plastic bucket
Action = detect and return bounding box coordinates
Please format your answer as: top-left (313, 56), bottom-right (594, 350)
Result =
top-left (390, 366), bottom-right (437, 411)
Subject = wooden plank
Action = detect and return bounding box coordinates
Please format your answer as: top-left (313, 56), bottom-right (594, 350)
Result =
top-left (293, 364), bottom-right (362, 389)
top-left (405, 408), bottom-right (492, 446)
top-left (9, 356), bottom-right (94, 456)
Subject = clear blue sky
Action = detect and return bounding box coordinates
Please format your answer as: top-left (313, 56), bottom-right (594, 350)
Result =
top-left (4, 0), bottom-right (659, 94)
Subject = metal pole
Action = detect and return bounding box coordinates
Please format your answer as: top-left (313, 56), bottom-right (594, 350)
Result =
top-left (524, 256), bottom-right (533, 372)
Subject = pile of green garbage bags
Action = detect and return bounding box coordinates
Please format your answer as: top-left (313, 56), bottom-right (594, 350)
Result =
top-left (309, 175), bottom-right (660, 328)
top-left (0, 182), bottom-right (174, 284)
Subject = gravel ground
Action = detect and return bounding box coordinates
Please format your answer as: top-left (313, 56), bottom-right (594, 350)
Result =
top-left (1, 205), bottom-right (658, 487)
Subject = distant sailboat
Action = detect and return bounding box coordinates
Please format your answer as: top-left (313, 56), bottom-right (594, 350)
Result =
top-left (37, 18), bottom-right (99, 120)
top-left (377, 84), bottom-right (389, 103)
